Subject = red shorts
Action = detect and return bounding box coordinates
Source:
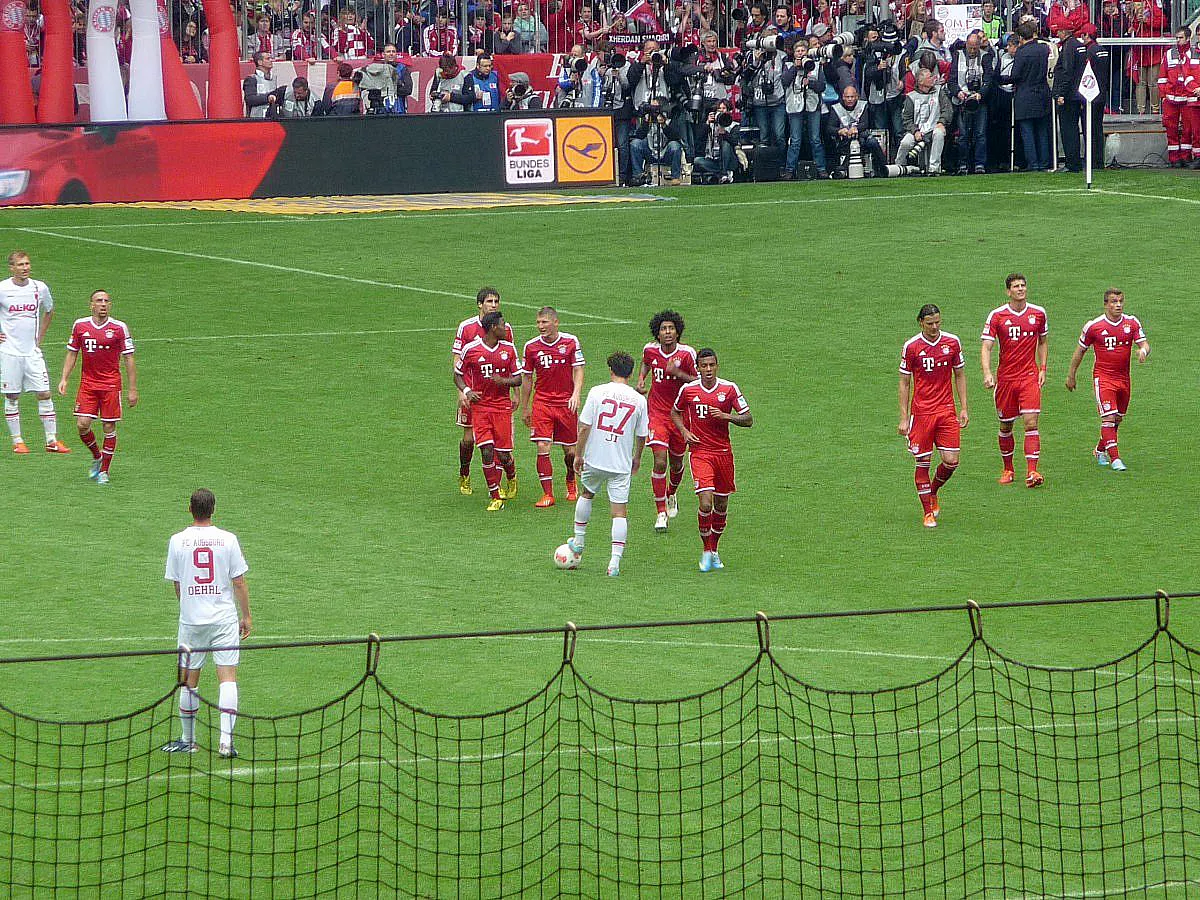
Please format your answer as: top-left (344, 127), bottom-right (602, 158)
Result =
top-left (647, 409), bottom-right (686, 456)
top-left (471, 405), bottom-right (513, 451)
top-left (529, 400), bottom-right (577, 445)
top-left (994, 377), bottom-right (1041, 422)
top-left (456, 398), bottom-right (472, 428)
top-left (907, 409), bottom-right (960, 459)
top-left (75, 385), bottom-right (122, 422)
top-left (1094, 377), bottom-right (1130, 418)
top-left (689, 451), bottom-right (736, 496)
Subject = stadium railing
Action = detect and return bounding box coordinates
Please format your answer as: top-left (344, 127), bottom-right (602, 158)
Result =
top-left (2, 590), bottom-right (1200, 896)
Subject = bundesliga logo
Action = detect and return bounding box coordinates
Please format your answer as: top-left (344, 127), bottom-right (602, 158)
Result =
top-left (1, 1), bottom-right (25, 31)
top-left (92, 5), bottom-right (117, 33)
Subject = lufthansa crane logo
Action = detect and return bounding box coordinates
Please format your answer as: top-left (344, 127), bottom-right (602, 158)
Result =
top-left (561, 123), bottom-right (609, 175)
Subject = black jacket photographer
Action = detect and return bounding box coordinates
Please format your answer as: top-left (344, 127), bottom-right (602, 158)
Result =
top-left (627, 39), bottom-right (680, 115)
top-left (677, 33), bottom-right (736, 161)
top-left (595, 45), bottom-right (635, 184)
top-left (860, 23), bottom-right (904, 144)
top-left (948, 33), bottom-right (995, 172)
top-left (243, 52), bottom-right (285, 118)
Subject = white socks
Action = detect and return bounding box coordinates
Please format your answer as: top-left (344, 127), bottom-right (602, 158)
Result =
top-left (4, 398), bottom-right (19, 441)
top-left (573, 497), bottom-right (593, 548)
top-left (218, 682), bottom-right (238, 746)
top-left (179, 686), bottom-right (199, 744)
top-left (611, 517), bottom-right (627, 562)
top-left (38, 398), bottom-right (56, 443)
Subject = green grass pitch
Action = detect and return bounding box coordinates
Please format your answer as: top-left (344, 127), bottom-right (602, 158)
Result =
top-left (0, 171), bottom-right (1198, 894)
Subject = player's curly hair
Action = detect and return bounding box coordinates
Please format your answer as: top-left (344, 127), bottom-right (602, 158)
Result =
top-left (480, 310), bottom-right (504, 331)
top-left (649, 309), bottom-right (685, 341)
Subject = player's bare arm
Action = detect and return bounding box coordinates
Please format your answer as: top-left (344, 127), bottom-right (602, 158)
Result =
top-left (634, 360), bottom-right (649, 394)
top-left (518, 372), bottom-right (534, 426)
top-left (631, 436), bottom-right (646, 475)
top-left (58, 348), bottom-right (79, 395)
top-left (670, 407), bottom-right (699, 445)
top-left (453, 370), bottom-right (481, 403)
top-left (897, 372), bottom-right (912, 436)
top-left (708, 409), bottom-right (753, 428)
top-left (37, 309), bottom-right (53, 347)
top-left (569, 364), bottom-right (584, 413)
top-left (124, 354), bottom-right (139, 407)
top-left (1036, 333), bottom-right (1049, 387)
top-left (980, 340), bottom-right (995, 390)
top-left (1136, 338), bottom-right (1150, 363)
top-left (1064, 345), bottom-right (1086, 391)
top-left (488, 372), bottom-right (522, 389)
top-left (574, 422), bottom-right (592, 471)
top-left (953, 366), bottom-right (969, 428)
top-left (233, 575), bottom-right (252, 639)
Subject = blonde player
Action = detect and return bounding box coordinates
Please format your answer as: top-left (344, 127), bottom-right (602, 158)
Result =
top-left (163, 489), bottom-right (252, 759)
top-left (565, 351), bottom-right (649, 577)
top-left (0, 250), bottom-right (70, 453)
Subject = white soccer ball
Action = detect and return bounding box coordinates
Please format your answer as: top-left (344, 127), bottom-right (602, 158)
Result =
top-left (553, 544), bottom-right (581, 570)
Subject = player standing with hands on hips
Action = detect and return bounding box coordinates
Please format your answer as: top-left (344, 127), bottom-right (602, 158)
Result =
top-left (565, 351), bottom-right (649, 577)
top-left (899, 305), bottom-right (969, 528)
top-left (1065, 288), bottom-right (1149, 471)
top-left (671, 348), bottom-right (753, 572)
top-left (163, 489), bottom-right (251, 760)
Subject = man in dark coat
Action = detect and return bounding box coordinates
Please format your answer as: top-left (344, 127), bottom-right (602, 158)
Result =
top-left (1011, 20), bottom-right (1052, 170)
top-left (1052, 21), bottom-right (1087, 171)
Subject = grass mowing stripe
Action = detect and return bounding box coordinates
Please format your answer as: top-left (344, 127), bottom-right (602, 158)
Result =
top-left (16, 227), bottom-right (630, 324)
top-left (133, 321), bottom-right (632, 343)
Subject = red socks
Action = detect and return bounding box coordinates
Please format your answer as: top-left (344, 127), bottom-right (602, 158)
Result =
top-left (668, 466), bottom-right (683, 497)
top-left (1101, 421), bottom-right (1120, 461)
top-left (1024, 430), bottom-right (1040, 474)
top-left (932, 462), bottom-right (956, 494)
top-left (535, 453), bottom-right (553, 494)
top-left (915, 463), bottom-right (933, 514)
top-left (458, 440), bottom-right (473, 477)
top-left (100, 432), bottom-right (117, 474)
top-left (483, 459), bottom-right (501, 498)
top-left (80, 428), bottom-right (101, 460)
top-left (998, 431), bottom-right (1015, 472)
top-left (710, 512), bottom-right (727, 549)
top-left (698, 510), bottom-right (713, 551)
top-left (652, 471), bottom-right (667, 514)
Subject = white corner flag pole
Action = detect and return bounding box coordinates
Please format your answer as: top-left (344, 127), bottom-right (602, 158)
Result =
top-left (1078, 59), bottom-right (1101, 191)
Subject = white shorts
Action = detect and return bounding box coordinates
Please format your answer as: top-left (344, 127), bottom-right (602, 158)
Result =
top-left (0, 351), bottom-right (49, 395)
top-left (580, 465), bottom-right (632, 504)
top-left (176, 619), bottom-right (240, 669)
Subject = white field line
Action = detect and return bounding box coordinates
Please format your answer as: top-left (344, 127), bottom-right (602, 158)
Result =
top-left (2, 712), bottom-right (1196, 793)
top-left (1091, 188), bottom-right (1200, 205)
top-left (133, 321), bottom-right (625, 343)
top-left (14, 227), bottom-right (631, 325)
top-left (1014, 878), bottom-right (1200, 900)
top-left (7, 187), bottom-right (1091, 231)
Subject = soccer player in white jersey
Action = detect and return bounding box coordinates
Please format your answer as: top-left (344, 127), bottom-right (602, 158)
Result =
top-left (565, 351), bottom-right (649, 577)
top-left (163, 489), bottom-right (252, 759)
top-left (0, 250), bottom-right (70, 454)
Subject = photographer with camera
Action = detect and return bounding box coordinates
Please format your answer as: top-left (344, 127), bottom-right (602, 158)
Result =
top-left (595, 44), bottom-right (635, 184)
top-left (949, 31), bottom-right (995, 173)
top-left (679, 32), bottom-right (738, 164)
top-left (460, 53), bottom-right (503, 112)
top-left (243, 52), bottom-right (287, 118)
top-left (739, 29), bottom-right (788, 147)
top-left (267, 76), bottom-right (319, 118)
top-left (627, 39), bottom-right (677, 117)
top-left (555, 56), bottom-right (593, 107)
top-left (631, 102), bottom-right (685, 184)
top-left (896, 67), bottom-right (952, 173)
top-left (504, 72), bottom-right (545, 110)
top-left (693, 100), bottom-right (739, 182)
top-left (781, 41), bottom-right (828, 178)
top-left (861, 22), bottom-right (905, 152)
top-left (428, 53), bottom-right (467, 112)
top-left (825, 84), bottom-right (888, 176)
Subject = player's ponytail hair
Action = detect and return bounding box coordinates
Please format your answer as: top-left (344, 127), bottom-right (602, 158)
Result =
top-left (917, 304), bottom-right (940, 322)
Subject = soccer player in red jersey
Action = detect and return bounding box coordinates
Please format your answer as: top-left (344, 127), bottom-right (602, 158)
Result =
top-left (518, 307), bottom-right (584, 508)
top-left (636, 310), bottom-right (698, 534)
top-left (451, 287), bottom-right (515, 496)
top-left (454, 311), bottom-right (522, 510)
top-left (899, 304), bottom-right (969, 528)
top-left (671, 348), bottom-right (752, 572)
top-left (57, 289), bottom-right (138, 485)
top-left (981, 273), bottom-right (1048, 487)
top-left (1065, 289), bottom-right (1150, 473)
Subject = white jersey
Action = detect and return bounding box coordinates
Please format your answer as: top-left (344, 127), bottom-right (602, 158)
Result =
top-left (579, 380), bottom-right (649, 474)
top-left (165, 525), bottom-right (249, 627)
top-left (0, 277), bottom-right (53, 357)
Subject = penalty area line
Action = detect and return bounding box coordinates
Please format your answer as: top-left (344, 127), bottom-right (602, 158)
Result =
top-left (15, 227), bottom-right (631, 325)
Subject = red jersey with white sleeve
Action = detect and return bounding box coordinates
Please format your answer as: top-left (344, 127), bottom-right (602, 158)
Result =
top-left (900, 332), bottom-right (964, 416)
top-left (673, 378), bottom-right (749, 455)
top-left (1078, 314), bottom-right (1146, 382)
top-left (981, 303), bottom-right (1047, 381)
top-left (331, 24), bottom-right (375, 58)
top-left (423, 23), bottom-right (459, 55)
top-left (456, 338), bottom-right (519, 409)
top-left (452, 316), bottom-right (514, 357)
top-left (67, 316), bottom-right (134, 390)
top-left (521, 333), bottom-right (584, 405)
top-left (642, 342), bottom-right (698, 416)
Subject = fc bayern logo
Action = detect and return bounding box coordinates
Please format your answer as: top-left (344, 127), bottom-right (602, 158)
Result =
top-left (1, 2), bottom-right (25, 32)
top-left (91, 5), bottom-right (116, 33)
